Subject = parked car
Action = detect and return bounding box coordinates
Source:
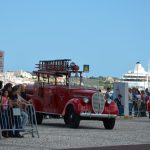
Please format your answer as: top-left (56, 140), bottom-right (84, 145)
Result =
top-left (26, 59), bottom-right (118, 129)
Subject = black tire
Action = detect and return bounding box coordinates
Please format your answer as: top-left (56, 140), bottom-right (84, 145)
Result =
top-left (103, 118), bottom-right (116, 130)
top-left (64, 115), bottom-right (69, 125)
top-left (67, 106), bottom-right (80, 128)
top-left (64, 106), bottom-right (71, 125)
top-left (35, 112), bottom-right (43, 124)
top-left (149, 112), bottom-right (150, 119)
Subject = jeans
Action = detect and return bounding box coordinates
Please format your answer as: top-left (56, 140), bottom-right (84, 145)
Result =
top-left (1, 109), bottom-right (9, 129)
top-left (129, 103), bottom-right (133, 115)
top-left (118, 105), bottom-right (124, 116)
top-left (21, 110), bottom-right (28, 128)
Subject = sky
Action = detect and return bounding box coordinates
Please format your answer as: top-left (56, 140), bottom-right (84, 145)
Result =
top-left (0, 0), bottom-right (150, 77)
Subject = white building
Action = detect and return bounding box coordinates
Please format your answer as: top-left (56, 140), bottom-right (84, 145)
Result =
top-left (122, 62), bottom-right (150, 90)
top-left (0, 71), bottom-right (34, 86)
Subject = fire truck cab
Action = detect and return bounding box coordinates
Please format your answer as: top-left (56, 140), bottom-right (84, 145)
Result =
top-left (26, 59), bottom-right (118, 129)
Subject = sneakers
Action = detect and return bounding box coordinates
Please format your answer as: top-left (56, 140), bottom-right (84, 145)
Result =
top-left (2, 132), bottom-right (9, 138)
top-left (2, 134), bottom-right (9, 138)
top-left (2, 132), bottom-right (24, 138)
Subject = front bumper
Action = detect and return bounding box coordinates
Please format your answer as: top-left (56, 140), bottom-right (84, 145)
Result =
top-left (80, 112), bottom-right (117, 118)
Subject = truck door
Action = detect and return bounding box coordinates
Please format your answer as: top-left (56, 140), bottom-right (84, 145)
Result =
top-left (56, 86), bottom-right (69, 114)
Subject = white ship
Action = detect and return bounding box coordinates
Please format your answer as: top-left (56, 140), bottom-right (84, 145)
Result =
top-left (122, 62), bottom-right (150, 90)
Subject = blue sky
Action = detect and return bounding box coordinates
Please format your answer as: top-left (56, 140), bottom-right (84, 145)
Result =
top-left (0, 0), bottom-right (150, 77)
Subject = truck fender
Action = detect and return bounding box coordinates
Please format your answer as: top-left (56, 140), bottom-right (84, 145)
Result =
top-left (62, 98), bottom-right (82, 116)
top-left (103, 101), bottom-right (119, 115)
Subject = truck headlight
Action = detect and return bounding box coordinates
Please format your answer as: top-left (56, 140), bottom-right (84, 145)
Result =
top-left (83, 97), bottom-right (89, 104)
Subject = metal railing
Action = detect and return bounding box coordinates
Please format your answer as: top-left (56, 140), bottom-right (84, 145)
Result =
top-left (0, 104), bottom-right (39, 138)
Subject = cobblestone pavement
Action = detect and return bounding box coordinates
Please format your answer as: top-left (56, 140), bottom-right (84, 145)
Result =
top-left (0, 117), bottom-right (150, 150)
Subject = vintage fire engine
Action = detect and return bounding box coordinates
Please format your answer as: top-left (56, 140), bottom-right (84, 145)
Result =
top-left (26, 59), bottom-right (118, 129)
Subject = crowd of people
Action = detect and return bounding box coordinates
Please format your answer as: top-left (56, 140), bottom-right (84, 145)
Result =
top-left (0, 82), bottom-right (31, 138)
top-left (128, 87), bottom-right (149, 117)
top-left (103, 87), bottom-right (150, 117)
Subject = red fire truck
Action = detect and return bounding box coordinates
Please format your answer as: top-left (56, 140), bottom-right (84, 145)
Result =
top-left (26, 59), bottom-right (118, 129)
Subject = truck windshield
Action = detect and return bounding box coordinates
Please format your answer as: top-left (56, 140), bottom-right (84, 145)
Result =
top-left (69, 73), bottom-right (83, 87)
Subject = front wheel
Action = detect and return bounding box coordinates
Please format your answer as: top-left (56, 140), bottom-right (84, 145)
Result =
top-left (64, 114), bottom-right (69, 125)
top-left (67, 106), bottom-right (80, 128)
top-left (103, 118), bottom-right (116, 130)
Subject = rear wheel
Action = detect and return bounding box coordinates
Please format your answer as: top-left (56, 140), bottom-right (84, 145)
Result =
top-left (28, 107), bottom-right (43, 125)
top-left (64, 114), bottom-right (69, 125)
top-left (66, 106), bottom-right (80, 128)
top-left (103, 118), bottom-right (116, 130)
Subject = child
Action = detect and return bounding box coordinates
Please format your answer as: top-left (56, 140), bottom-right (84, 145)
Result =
top-left (1, 90), bottom-right (10, 137)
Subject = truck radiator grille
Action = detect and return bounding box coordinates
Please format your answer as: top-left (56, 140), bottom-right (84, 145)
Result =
top-left (92, 92), bottom-right (105, 113)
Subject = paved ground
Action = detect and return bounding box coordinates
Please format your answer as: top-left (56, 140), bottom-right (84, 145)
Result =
top-left (0, 116), bottom-right (150, 150)
top-left (61, 144), bottom-right (150, 150)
